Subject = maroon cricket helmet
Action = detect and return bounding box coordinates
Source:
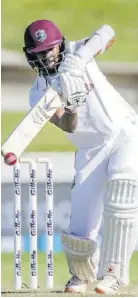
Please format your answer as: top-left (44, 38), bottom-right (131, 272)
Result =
top-left (23, 19), bottom-right (67, 75)
top-left (24, 20), bottom-right (63, 53)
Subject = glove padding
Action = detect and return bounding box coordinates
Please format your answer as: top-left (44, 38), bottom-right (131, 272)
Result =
top-left (59, 54), bottom-right (86, 78)
top-left (60, 72), bottom-right (87, 111)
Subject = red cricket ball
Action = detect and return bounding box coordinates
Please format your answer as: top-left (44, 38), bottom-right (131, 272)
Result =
top-left (4, 152), bottom-right (17, 166)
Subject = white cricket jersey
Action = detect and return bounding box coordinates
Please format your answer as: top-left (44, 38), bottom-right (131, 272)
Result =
top-left (29, 40), bottom-right (137, 150)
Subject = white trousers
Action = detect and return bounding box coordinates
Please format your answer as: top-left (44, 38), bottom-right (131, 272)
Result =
top-left (69, 126), bottom-right (138, 247)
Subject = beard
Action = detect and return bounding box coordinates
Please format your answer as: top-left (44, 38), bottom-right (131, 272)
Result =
top-left (41, 54), bottom-right (59, 69)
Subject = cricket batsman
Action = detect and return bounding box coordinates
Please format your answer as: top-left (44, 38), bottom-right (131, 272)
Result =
top-left (23, 19), bottom-right (138, 294)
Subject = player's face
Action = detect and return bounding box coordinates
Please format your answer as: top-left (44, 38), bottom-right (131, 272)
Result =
top-left (36, 45), bottom-right (60, 69)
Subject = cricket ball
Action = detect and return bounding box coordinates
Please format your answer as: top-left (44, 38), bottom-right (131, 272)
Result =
top-left (4, 152), bottom-right (17, 166)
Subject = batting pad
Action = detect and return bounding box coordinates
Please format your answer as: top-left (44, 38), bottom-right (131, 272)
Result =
top-left (61, 232), bottom-right (99, 282)
top-left (99, 179), bottom-right (138, 284)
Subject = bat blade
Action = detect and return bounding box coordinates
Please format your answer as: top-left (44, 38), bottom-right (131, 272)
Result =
top-left (1, 88), bottom-right (62, 158)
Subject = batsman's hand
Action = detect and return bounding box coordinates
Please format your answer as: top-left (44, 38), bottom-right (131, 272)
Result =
top-left (60, 72), bottom-right (87, 112)
top-left (59, 54), bottom-right (86, 78)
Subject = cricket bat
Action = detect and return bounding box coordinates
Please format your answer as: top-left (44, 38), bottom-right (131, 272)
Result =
top-left (1, 88), bottom-right (62, 159)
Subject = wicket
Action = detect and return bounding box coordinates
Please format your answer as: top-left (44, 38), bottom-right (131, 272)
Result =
top-left (14, 157), bottom-right (54, 290)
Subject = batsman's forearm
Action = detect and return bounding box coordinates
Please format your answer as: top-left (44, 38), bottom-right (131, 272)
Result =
top-left (76, 24), bottom-right (115, 62)
top-left (58, 111), bottom-right (78, 133)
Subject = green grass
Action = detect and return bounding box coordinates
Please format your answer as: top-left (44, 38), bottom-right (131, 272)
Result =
top-left (1, 112), bottom-right (76, 152)
top-left (1, 252), bottom-right (138, 294)
top-left (1, 252), bottom-right (70, 290)
top-left (2, 0), bottom-right (138, 62)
